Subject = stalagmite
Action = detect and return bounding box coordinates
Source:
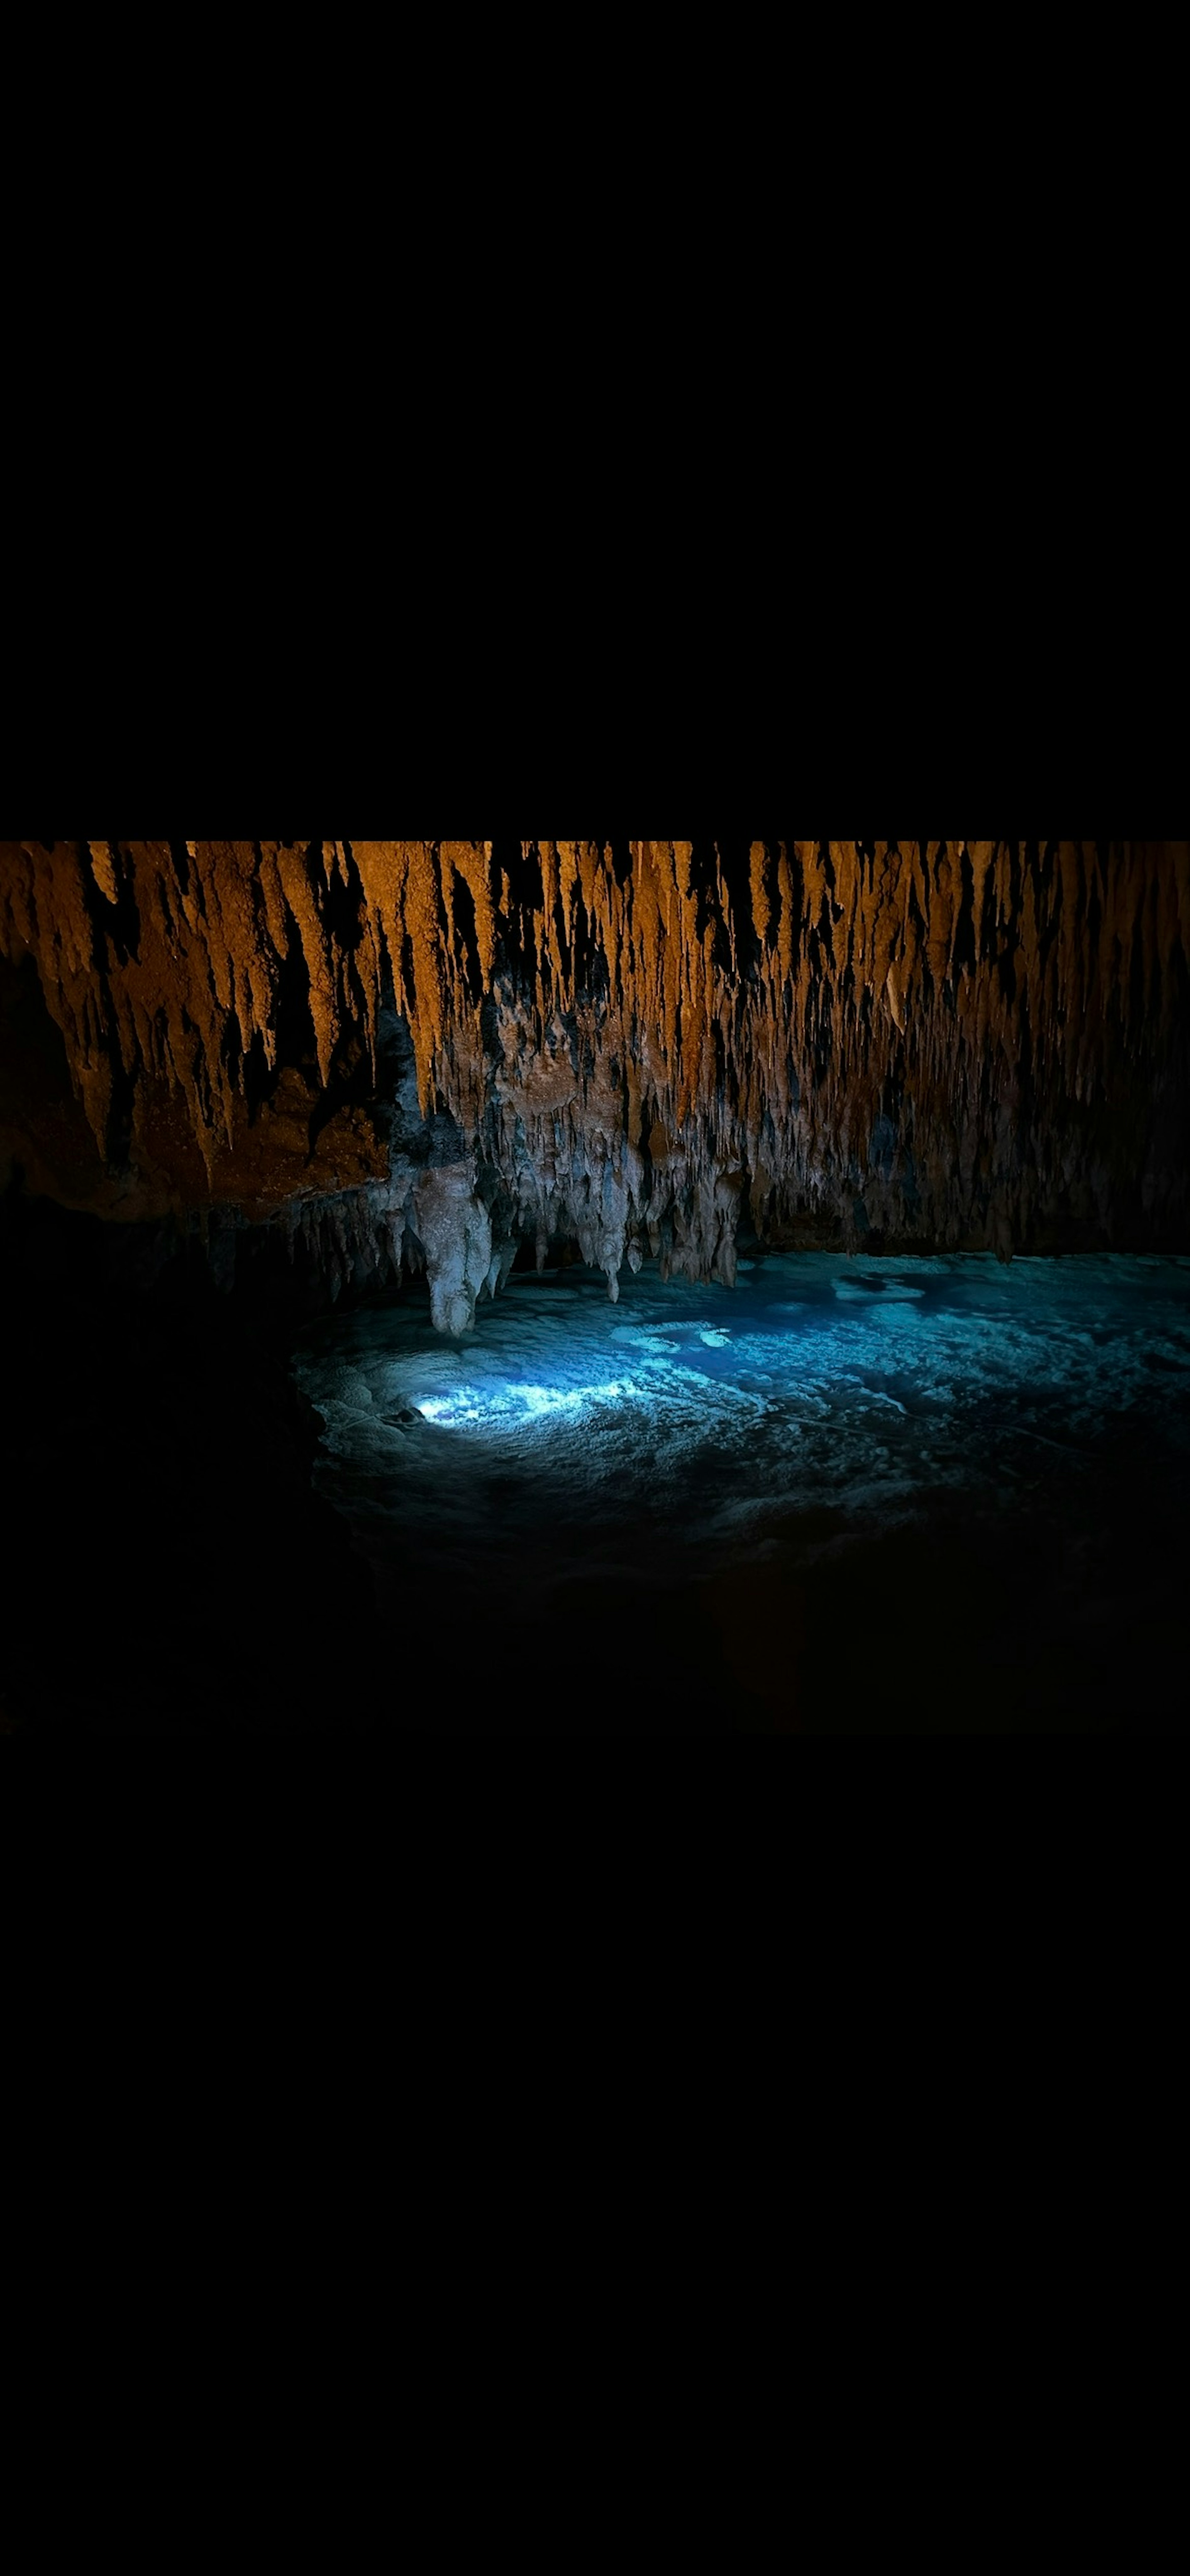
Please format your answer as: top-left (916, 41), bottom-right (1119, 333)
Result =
top-left (2, 841), bottom-right (1187, 1323)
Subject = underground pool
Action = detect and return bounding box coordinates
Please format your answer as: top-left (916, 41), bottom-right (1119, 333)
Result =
top-left (293, 1251), bottom-right (1190, 1733)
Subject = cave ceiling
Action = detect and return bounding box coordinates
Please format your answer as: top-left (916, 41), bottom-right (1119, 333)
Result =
top-left (2, 841), bottom-right (1187, 1323)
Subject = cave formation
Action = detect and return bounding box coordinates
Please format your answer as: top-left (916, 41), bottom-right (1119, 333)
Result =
top-left (2, 840), bottom-right (1188, 1735)
top-left (3, 841), bottom-right (1188, 1291)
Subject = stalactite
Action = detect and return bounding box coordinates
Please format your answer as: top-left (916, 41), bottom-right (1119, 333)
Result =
top-left (2, 841), bottom-right (1187, 1324)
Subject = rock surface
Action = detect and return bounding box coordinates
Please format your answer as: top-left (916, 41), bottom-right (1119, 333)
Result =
top-left (2, 842), bottom-right (1188, 1323)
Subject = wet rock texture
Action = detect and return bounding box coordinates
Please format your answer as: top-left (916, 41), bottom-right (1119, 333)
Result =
top-left (2, 841), bottom-right (1188, 1327)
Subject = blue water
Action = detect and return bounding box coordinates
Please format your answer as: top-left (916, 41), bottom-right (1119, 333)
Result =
top-left (293, 1254), bottom-right (1190, 1730)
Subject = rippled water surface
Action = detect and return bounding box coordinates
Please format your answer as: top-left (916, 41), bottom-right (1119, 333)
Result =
top-left (294, 1254), bottom-right (1190, 1731)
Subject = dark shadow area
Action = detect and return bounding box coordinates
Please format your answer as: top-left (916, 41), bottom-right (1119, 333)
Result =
top-left (354, 1484), bottom-right (1187, 1736)
top-left (0, 1183), bottom-right (379, 1735)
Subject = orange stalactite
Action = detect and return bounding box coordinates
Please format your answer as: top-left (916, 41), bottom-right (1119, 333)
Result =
top-left (1, 841), bottom-right (1187, 1293)
top-left (87, 842), bottom-right (119, 905)
top-left (750, 840), bottom-right (771, 950)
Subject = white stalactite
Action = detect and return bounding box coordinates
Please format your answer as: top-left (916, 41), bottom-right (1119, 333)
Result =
top-left (412, 1165), bottom-right (493, 1337)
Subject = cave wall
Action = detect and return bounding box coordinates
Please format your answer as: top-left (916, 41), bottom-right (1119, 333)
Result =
top-left (2, 841), bottom-right (1188, 1322)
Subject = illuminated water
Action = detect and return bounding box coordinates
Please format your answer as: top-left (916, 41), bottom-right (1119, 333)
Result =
top-left (293, 1253), bottom-right (1190, 1731)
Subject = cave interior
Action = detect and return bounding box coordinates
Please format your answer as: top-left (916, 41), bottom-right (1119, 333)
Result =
top-left (2, 838), bottom-right (1187, 1735)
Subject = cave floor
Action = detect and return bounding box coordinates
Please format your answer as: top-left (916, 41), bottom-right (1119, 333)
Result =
top-left (294, 1253), bottom-right (1190, 1733)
